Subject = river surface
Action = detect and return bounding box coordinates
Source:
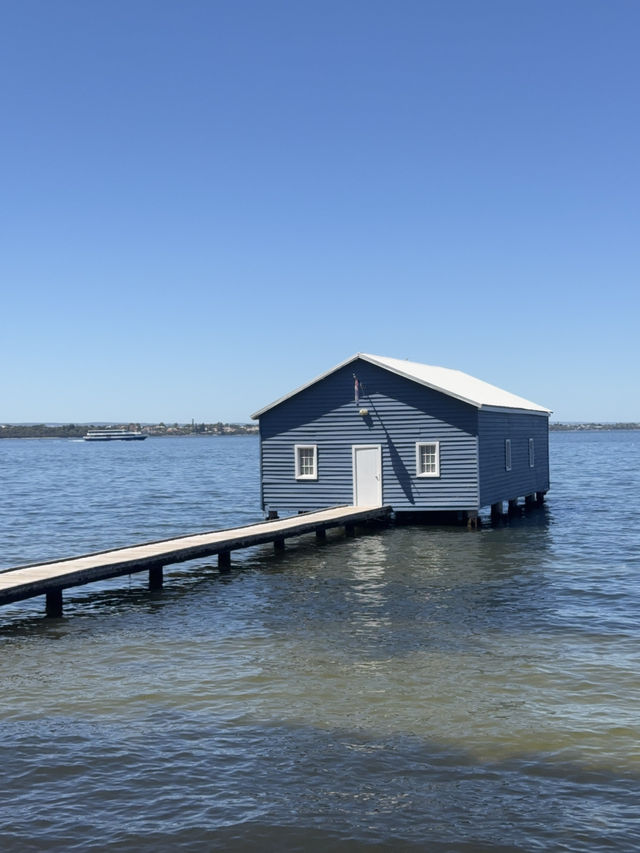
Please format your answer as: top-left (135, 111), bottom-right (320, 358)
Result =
top-left (0, 432), bottom-right (639, 851)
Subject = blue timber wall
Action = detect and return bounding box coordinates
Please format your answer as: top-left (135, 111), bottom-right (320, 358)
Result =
top-left (478, 410), bottom-right (550, 507)
top-left (258, 360), bottom-right (480, 514)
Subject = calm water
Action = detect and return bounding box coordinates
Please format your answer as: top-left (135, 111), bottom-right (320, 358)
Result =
top-left (1, 433), bottom-right (639, 852)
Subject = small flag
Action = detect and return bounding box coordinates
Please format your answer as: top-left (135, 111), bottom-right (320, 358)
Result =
top-left (354, 375), bottom-right (360, 405)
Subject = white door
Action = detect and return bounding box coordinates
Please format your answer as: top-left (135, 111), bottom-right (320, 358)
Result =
top-left (352, 445), bottom-right (382, 506)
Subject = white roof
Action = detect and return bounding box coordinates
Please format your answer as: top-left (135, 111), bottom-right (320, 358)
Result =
top-left (251, 352), bottom-right (551, 418)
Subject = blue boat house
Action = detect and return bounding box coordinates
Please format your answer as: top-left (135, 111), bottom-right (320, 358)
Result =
top-left (251, 353), bottom-right (551, 524)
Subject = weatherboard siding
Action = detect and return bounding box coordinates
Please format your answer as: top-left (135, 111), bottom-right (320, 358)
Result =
top-left (259, 360), bottom-right (480, 514)
top-left (478, 410), bottom-right (550, 507)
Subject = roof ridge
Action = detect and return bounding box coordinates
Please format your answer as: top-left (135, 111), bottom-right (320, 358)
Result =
top-left (251, 353), bottom-right (550, 418)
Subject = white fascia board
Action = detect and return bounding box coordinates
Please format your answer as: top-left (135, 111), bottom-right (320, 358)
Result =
top-left (480, 405), bottom-right (552, 416)
top-left (250, 354), bottom-right (360, 419)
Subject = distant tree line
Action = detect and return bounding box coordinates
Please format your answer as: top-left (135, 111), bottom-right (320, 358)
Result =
top-left (0, 424), bottom-right (89, 438)
top-left (0, 423), bottom-right (258, 439)
top-left (550, 422), bottom-right (640, 431)
top-left (4, 421), bottom-right (637, 439)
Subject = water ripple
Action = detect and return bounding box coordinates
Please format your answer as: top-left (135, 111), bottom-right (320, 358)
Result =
top-left (1, 434), bottom-right (639, 850)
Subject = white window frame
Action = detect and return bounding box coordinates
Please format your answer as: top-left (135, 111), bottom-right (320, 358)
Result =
top-left (505, 439), bottom-right (512, 472)
top-left (529, 438), bottom-right (535, 468)
top-left (416, 441), bottom-right (440, 478)
top-left (294, 444), bottom-right (318, 480)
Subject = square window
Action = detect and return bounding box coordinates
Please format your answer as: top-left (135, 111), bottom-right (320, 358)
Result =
top-left (416, 441), bottom-right (440, 477)
top-left (295, 445), bottom-right (317, 480)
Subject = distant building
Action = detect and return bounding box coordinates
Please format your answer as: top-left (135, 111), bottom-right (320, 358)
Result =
top-left (251, 353), bottom-right (550, 521)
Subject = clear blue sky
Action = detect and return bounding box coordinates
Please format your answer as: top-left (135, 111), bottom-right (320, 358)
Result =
top-left (2, 0), bottom-right (638, 423)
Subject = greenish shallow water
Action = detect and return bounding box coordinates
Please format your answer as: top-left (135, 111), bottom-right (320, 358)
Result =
top-left (0, 433), bottom-right (639, 851)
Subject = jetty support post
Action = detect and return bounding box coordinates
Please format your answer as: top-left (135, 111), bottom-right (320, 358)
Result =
top-left (218, 551), bottom-right (231, 573)
top-left (524, 493), bottom-right (537, 509)
top-left (45, 588), bottom-right (63, 618)
top-left (315, 527), bottom-right (327, 541)
top-left (491, 501), bottom-right (506, 523)
top-left (345, 523), bottom-right (356, 537)
top-left (465, 511), bottom-right (479, 530)
top-left (149, 565), bottom-right (164, 591)
top-left (536, 491), bottom-right (546, 506)
top-left (274, 537), bottom-right (285, 552)
top-left (508, 498), bottom-right (519, 516)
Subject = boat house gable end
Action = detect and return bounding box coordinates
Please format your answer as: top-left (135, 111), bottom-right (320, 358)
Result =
top-left (251, 353), bottom-right (550, 421)
top-left (252, 354), bottom-right (550, 519)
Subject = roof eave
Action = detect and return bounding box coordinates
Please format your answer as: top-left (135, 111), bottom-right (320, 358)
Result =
top-left (480, 404), bottom-right (552, 416)
top-left (251, 352), bottom-right (551, 418)
top-left (250, 353), bottom-right (362, 419)
top-left (361, 354), bottom-right (550, 414)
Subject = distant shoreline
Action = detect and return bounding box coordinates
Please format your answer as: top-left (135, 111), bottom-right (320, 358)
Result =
top-left (549, 423), bottom-right (640, 431)
top-left (0, 423), bottom-right (259, 439)
top-left (1, 422), bottom-right (638, 439)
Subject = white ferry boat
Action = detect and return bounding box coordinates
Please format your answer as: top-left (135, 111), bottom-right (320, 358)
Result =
top-left (84, 429), bottom-right (147, 442)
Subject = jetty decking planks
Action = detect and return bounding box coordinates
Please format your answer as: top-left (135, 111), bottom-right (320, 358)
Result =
top-left (0, 505), bottom-right (392, 616)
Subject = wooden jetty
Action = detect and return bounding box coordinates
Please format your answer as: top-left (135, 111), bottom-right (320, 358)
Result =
top-left (0, 505), bottom-right (392, 617)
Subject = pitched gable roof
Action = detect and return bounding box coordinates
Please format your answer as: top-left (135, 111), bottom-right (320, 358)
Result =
top-left (251, 353), bottom-right (551, 419)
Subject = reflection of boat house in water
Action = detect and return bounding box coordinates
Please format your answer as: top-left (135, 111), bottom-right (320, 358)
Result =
top-left (251, 353), bottom-right (551, 523)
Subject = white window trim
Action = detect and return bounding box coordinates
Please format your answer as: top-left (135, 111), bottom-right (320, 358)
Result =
top-left (505, 439), bottom-right (512, 472)
top-left (529, 438), bottom-right (535, 468)
top-left (416, 441), bottom-right (440, 478)
top-left (294, 444), bottom-right (318, 480)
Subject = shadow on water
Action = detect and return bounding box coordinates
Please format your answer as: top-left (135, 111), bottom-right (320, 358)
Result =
top-left (2, 433), bottom-right (640, 850)
top-left (1, 509), bottom-right (639, 850)
top-left (0, 712), bottom-right (638, 853)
